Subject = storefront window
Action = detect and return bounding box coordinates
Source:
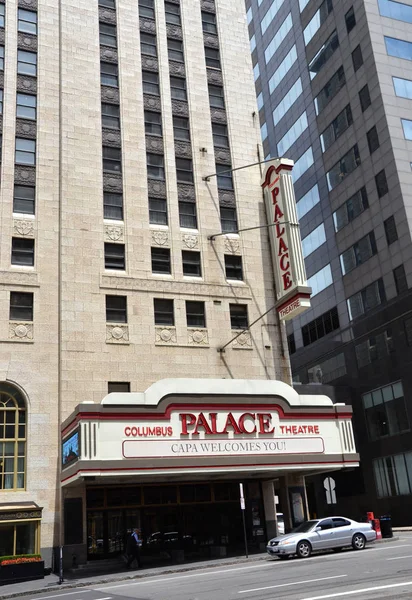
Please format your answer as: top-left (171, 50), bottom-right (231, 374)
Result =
top-left (0, 521), bottom-right (38, 556)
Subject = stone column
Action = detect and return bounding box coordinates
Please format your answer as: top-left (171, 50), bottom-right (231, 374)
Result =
top-left (262, 480), bottom-right (278, 539)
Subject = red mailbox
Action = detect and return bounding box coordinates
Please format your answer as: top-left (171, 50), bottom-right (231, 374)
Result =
top-left (373, 518), bottom-right (382, 540)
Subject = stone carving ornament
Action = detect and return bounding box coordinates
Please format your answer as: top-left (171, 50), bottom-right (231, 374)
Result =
top-left (145, 135), bottom-right (164, 154)
top-left (141, 55), bottom-right (159, 72)
top-left (15, 166), bottom-right (36, 185)
top-left (200, 0), bottom-right (216, 12)
top-left (203, 34), bottom-right (219, 49)
top-left (100, 46), bottom-right (118, 63)
top-left (18, 32), bottom-right (37, 51)
top-left (147, 179), bottom-right (166, 198)
top-left (218, 189), bottom-right (236, 208)
top-left (144, 95), bottom-right (161, 112)
top-left (105, 225), bottom-right (124, 242)
top-left (232, 330), bottom-right (252, 349)
top-left (177, 183), bottom-right (196, 201)
top-left (174, 140), bottom-right (192, 158)
top-left (171, 100), bottom-right (189, 117)
top-left (210, 108), bottom-right (227, 124)
top-left (106, 324), bottom-right (129, 343)
top-left (14, 220), bottom-right (34, 237)
top-left (140, 18), bottom-right (156, 34)
top-left (151, 231), bottom-right (169, 246)
top-left (102, 129), bottom-right (122, 147)
top-left (101, 86), bottom-right (120, 103)
top-left (188, 328), bottom-right (209, 346)
top-left (9, 322), bottom-right (34, 341)
top-left (166, 24), bottom-right (183, 39)
top-left (169, 61), bottom-right (185, 77)
top-left (225, 238), bottom-right (240, 254)
top-left (207, 69), bottom-right (223, 86)
top-left (182, 234), bottom-right (198, 249)
top-left (215, 148), bottom-right (231, 164)
top-left (155, 327), bottom-right (177, 345)
top-left (103, 172), bottom-right (123, 193)
top-left (0, 29), bottom-right (4, 46)
top-left (17, 75), bottom-right (37, 94)
top-left (16, 119), bottom-right (37, 139)
top-left (99, 7), bottom-right (116, 24)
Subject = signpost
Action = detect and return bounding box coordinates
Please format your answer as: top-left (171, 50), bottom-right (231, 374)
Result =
top-left (239, 483), bottom-right (248, 558)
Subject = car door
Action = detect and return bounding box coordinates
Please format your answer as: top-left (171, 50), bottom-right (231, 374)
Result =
top-left (315, 518), bottom-right (336, 549)
top-left (332, 518), bottom-right (353, 547)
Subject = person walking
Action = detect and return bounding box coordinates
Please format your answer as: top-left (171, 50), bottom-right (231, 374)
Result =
top-left (126, 528), bottom-right (142, 568)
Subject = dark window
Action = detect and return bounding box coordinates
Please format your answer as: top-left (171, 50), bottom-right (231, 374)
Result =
top-left (176, 158), bottom-right (193, 183)
top-left (320, 105), bottom-right (353, 152)
top-left (170, 76), bottom-right (187, 101)
top-left (314, 66), bottom-right (346, 115)
top-left (216, 164), bottom-right (233, 190)
top-left (99, 22), bottom-right (117, 47)
top-left (173, 115), bottom-right (190, 141)
top-left (106, 295), bottom-right (127, 323)
top-left (405, 316), bottom-right (412, 345)
top-left (10, 292), bottom-right (33, 321)
top-left (220, 207), bottom-right (238, 233)
top-left (0, 47), bottom-right (4, 71)
top-left (142, 70), bottom-right (159, 95)
top-left (212, 123), bottom-right (229, 148)
top-left (230, 304), bottom-right (248, 329)
top-left (103, 146), bottom-right (122, 173)
top-left (225, 255), bottom-right (243, 280)
top-left (147, 153), bottom-right (165, 180)
top-left (347, 278), bottom-right (386, 320)
top-left (0, 90), bottom-right (3, 114)
top-left (363, 382), bottom-right (409, 440)
top-left (302, 307), bottom-right (340, 347)
top-left (151, 247), bottom-right (171, 274)
top-left (168, 39), bottom-right (184, 62)
top-left (101, 62), bottom-right (118, 87)
top-left (179, 201), bottom-right (197, 228)
top-left (108, 382), bottom-right (130, 393)
top-left (14, 185), bottom-right (35, 215)
top-left (394, 264), bottom-right (408, 294)
top-left (141, 33), bottom-right (157, 57)
top-left (332, 518), bottom-right (351, 528)
top-left (308, 30), bottom-right (339, 80)
top-left (154, 298), bottom-right (174, 326)
top-left (17, 94), bottom-right (36, 120)
top-left (340, 232), bottom-right (377, 275)
top-left (208, 84), bottom-right (225, 108)
top-left (384, 216), bottom-right (398, 245)
top-left (15, 138), bottom-right (36, 166)
top-left (333, 187), bottom-right (368, 232)
top-left (367, 126), bottom-right (380, 154)
top-left (144, 110), bottom-right (162, 136)
top-left (11, 238), bottom-right (34, 266)
top-left (105, 243), bottom-right (125, 270)
top-left (186, 301), bottom-right (206, 327)
top-left (352, 45), bottom-right (363, 71)
top-left (102, 103), bottom-right (120, 129)
top-left (202, 11), bottom-right (217, 34)
top-left (205, 47), bottom-right (220, 69)
top-left (318, 519), bottom-right (334, 530)
top-left (0, 4), bottom-right (4, 28)
top-left (345, 6), bottom-right (356, 32)
top-left (99, 0), bottom-right (116, 7)
top-left (375, 170), bottom-right (388, 198)
top-left (326, 145), bottom-right (360, 191)
top-left (359, 84), bottom-right (371, 112)
top-left (104, 192), bottom-right (123, 220)
top-left (165, 2), bottom-right (181, 25)
top-left (287, 333), bottom-right (296, 355)
top-left (139, 0), bottom-right (155, 19)
top-left (18, 9), bottom-right (37, 35)
top-left (149, 197), bottom-right (168, 225)
top-left (182, 251), bottom-right (202, 277)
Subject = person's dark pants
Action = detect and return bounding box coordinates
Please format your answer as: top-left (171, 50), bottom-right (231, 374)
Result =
top-left (127, 547), bottom-right (141, 568)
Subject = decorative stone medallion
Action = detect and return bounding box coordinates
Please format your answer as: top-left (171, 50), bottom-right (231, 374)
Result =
top-left (105, 225), bottom-right (124, 242)
top-left (182, 234), bottom-right (198, 249)
top-left (14, 220), bottom-right (34, 237)
top-left (106, 325), bottom-right (129, 343)
top-left (188, 328), bottom-right (209, 346)
top-left (224, 238), bottom-right (240, 254)
top-left (9, 322), bottom-right (33, 341)
top-left (151, 231), bottom-right (169, 246)
top-left (232, 330), bottom-right (252, 349)
top-left (155, 327), bottom-right (177, 345)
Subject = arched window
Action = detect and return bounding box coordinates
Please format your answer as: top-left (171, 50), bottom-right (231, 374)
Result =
top-left (0, 383), bottom-right (26, 490)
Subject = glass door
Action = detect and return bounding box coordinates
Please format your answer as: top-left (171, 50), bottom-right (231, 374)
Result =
top-left (87, 511), bottom-right (104, 557)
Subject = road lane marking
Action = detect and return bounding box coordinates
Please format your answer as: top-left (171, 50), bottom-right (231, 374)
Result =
top-left (238, 575), bottom-right (348, 594)
top-left (387, 554), bottom-right (412, 560)
top-left (302, 580), bottom-right (412, 600)
top-left (34, 592), bottom-right (92, 600)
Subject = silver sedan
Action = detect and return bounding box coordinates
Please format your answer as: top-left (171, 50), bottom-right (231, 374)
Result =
top-left (266, 517), bottom-right (376, 559)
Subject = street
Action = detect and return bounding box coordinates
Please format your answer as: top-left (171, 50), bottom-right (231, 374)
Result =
top-left (8, 534), bottom-right (412, 600)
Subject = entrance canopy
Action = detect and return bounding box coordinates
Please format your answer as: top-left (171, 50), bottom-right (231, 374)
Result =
top-left (60, 379), bottom-right (359, 486)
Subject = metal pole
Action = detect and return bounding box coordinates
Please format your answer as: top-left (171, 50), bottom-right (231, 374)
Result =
top-left (208, 221), bottom-right (294, 241)
top-left (219, 305), bottom-right (276, 353)
top-left (239, 483), bottom-right (248, 558)
top-left (203, 156), bottom-right (279, 182)
top-left (59, 545), bottom-right (63, 585)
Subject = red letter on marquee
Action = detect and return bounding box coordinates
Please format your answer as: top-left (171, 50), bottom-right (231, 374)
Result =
top-left (180, 413), bottom-right (196, 435)
top-left (194, 413), bottom-right (213, 436)
top-left (279, 253), bottom-right (290, 272)
top-left (258, 413), bottom-right (275, 434)
top-left (239, 413), bottom-right (257, 434)
top-left (282, 272), bottom-right (293, 290)
top-left (271, 187), bottom-right (280, 204)
top-left (223, 413), bottom-right (242, 435)
top-left (273, 204), bottom-right (284, 222)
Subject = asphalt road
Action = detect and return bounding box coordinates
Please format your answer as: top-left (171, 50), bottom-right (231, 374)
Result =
top-left (12, 536), bottom-right (412, 600)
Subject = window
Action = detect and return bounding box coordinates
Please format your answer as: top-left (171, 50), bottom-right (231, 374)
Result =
top-left (202, 11), bottom-right (217, 34)
top-left (16, 94), bottom-right (36, 120)
top-left (265, 13), bottom-right (292, 64)
top-left (179, 201), bottom-right (197, 229)
top-left (176, 158), bottom-right (193, 183)
top-left (268, 45), bottom-right (297, 93)
top-left (108, 382), bottom-right (130, 393)
top-left (230, 304), bottom-right (248, 329)
top-left (0, 47), bottom-right (4, 71)
top-left (147, 153), bottom-right (165, 180)
top-left (173, 116), bottom-right (190, 141)
top-left (142, 70), bottom-right (159, 95)
top-left (220, 207), bottom-right (238, 233)
top-left (318, 519), bottom-right (334, 531)
top-left (359, 84), bottom-right (371, 112)
top-left (333, 518), bottom-right (351, 528)
top-left (104, 192), bottom-right (123, 220)
top-left (149, 197), bottom-right (168, 225)
top-left (375, 170), bottom-right (388, 198)
top-left (374, 451), bottom-right (412, 498)
top-left (102, 103), bottom-right (120, 129)
top-left (141, 33), bottom-right (157, 57)
top-left (302, 224), bottom-right (326, 258)
top-left (17, 51), bottom-right (37, 77)
top-left (385, 36), bottom-right (412, 61)
top-left (314, 67), bottom-right (346, 115)
top-left (320, 105), bottom-right (353, 152)
top-left (106, 295), bottom-right (127, 323)
top-left (212, 123), bottom-right (229, 148)
top-left (296, 184), bottom-right (320, 219)
top-left (168, 39), bottom-right (184, 62)
top-left (303, 0), bottom-right (333, 45)
top-left (186, 301), bottom-right (206, 327)
top-left (345, 6), bottom-right (356, 32)
top-left (384, 216), bottom-right (398, 245)
top-left (287, 333), bottom-right (296, 355)
top-left (10, 292), bottom-right (33, 321)
top-left (216, 164), bottom-right (233, 190)
top-left (393, 76), bottom-right (412, 98)
top-left (15, 138), bottom-right (36, 166)
top-left (14, 185), bottom-right (35, 215)
top-left (394, 264), bottom-right (408, 294)
top-left (18, 9), bottom-right (37, 35)
top-left (0, 4), bottom-right (4, 28)
top-left (347, 278), bottom-right (386, 320)
top-left (307, 264), bottom-right (333, 296)
top-left (277, 112), bottom-right (308, 156)
top-left (99, 0), bottom-right (116, 7)
top-left (154, 299), bottom-right (174, 326)
top-left (247, 6), bottom-right (253, 23)
top-left (139, 0), bottom-right (154, 19)
top-left (165, 2), bottom-right (181, 25)
top-left (0, 89), bottom-right (2, 115)
top-left (208, 84), bottom-right (225, 108)
top-left (225, 255), bottom-right (243, 280)
top-left (299, 0), bottom-right (310, 9)
top-left (103, 146), bottom-right (121, 173)
top-left (170, 76), bottom-right (187, 101)
top-left (367, 125), bottom-right (379, 154)
top-left (364, 382), bottom-right (408, 442)
top-left (405, 316), bottom-right (412, 345)
top-left (326, 145), bottom-right (360, 191)
top-left (99, 22), bottom-right (117, 47)
top-left (205, 47), bottom-right (220, 69)
top-left (302, 307), bottom-right (340, 347)
top-left (260, 0), bottom-right (287, 34)
top-left (144, 111), bottom-right (162, 136)
top-left (307, 353), bottom-right (346, 384)
top-left (151, 247), bottom-right (171, 274)
top-left (379, 0), bottom-right (412, 23)
top-left (402, 118), bottom-right (412, 141)
top-left (101, 62), bottom-right (118, 87)
top-left (261, 122), bottom-right (268, 141)
top-left (182, 251), bottom-right (202, 277)
top-left (308, 30), bottom-right (339, 79)
top-left (292, 147), bottom-right (314, 182)
top-left (340, 232), bottom-right (377, 275)
top-left (356, 331), bottom-right (394, 368)
top-left (352, 45), bottom-right (363, 71)
top-left (0, 384), bottom-right (27, 491)
top-left (272, 78), bottom-right (302, 125)
top-left (333, 187), bottom-right (368, 232)
top-left (105, 243), bottom-right (125, 270)
top-left (11, 238), bottom-right (34, 267)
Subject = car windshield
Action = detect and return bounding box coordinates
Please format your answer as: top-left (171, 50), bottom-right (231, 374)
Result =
top-left (291, 520), bottom-right (319, 533)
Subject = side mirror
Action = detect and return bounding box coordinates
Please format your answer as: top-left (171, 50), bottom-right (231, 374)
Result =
top-left (315, 526), bottom-right (322, 532)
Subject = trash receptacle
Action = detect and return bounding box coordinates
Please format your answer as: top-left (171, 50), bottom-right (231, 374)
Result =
top-left (379, 515), bottom-right (393, 538)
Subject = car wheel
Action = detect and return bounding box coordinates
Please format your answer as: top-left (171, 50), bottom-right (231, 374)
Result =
top-left (296, 540), bottom-right (312, 559)
top-left (352, 533), bottom-right (366, 550)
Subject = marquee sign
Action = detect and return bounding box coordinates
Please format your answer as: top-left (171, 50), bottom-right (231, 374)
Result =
top-left (262, 159), bottom-right (311, 321)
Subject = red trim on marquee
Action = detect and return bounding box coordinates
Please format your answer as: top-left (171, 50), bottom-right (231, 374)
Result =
top-left (276, 293), bottom-right (312, 313)
top-left (261, 162), bottom-right (293, 188)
